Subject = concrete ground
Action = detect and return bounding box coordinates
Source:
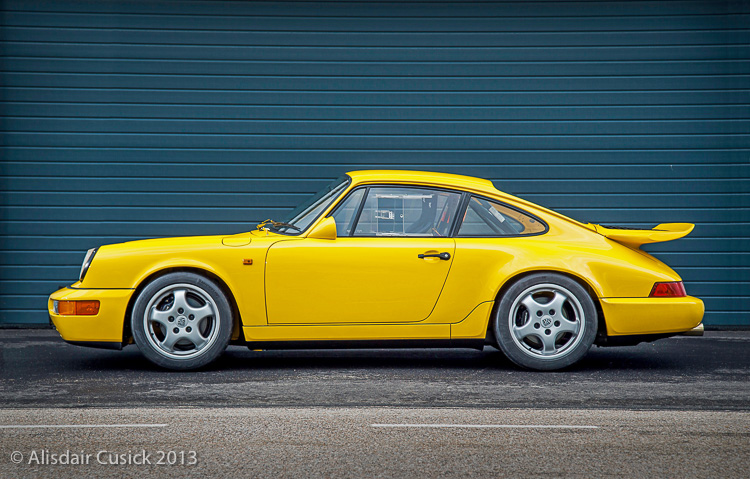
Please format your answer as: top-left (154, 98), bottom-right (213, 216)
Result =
top-left (0, 330), bottom-right (748, 477)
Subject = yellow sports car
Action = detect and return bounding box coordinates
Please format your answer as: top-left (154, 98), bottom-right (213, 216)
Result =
top-left (48, 170), bottom-right (704, 371)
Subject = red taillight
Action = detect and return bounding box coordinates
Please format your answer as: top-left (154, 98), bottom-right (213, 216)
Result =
top-left (650, 281), bottom-right (686, 297)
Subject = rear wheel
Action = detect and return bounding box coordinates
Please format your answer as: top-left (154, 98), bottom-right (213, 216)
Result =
top-left (131, 272), bottom-right (232, 370)
top-left (494, 273), bottom-right (597, 371)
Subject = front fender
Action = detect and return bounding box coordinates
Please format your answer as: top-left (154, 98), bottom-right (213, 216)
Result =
top-left (77, 236), bottom-right (272, 327)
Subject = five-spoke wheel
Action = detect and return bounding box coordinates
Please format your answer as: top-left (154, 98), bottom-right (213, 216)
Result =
top-left (510, 284), bottom-right (585, 358)
top-left (494, 273), bottom-right (597, 371)
top-left (132, 272), bottom-right (233, 370)
top-left (144, 283), bottom-right (219, 359)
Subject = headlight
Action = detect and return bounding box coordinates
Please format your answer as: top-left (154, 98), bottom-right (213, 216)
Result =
top-left (79, 247), bottom-right (98, 282)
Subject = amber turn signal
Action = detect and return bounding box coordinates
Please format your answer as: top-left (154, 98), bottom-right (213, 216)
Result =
top-left (57, 300), bottom-right (100, 315)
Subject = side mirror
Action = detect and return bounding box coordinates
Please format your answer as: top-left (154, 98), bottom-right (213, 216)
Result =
top-left (306, 216), bottom-right (337, 240)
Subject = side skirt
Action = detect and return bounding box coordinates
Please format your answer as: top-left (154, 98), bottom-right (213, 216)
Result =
top-left (64, 340), bottom-right (123, 350)
top-left (245, 338), bottom-right (485, 351)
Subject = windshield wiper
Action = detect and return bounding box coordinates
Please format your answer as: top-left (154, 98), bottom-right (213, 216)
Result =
top-left (257, 219), bottom-right (301, 232)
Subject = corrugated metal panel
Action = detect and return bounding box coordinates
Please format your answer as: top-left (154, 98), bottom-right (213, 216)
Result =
top-left (1, 0), bottom-right (748, 326)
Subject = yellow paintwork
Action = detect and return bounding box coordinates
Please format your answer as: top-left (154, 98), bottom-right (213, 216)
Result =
top-left (48, 170), bottom-right (704, 346)
top-left (49, 287), bottom-right (133, 342)
top-left (306, 216), bottom-right (338, 240)
top-left (601, 297), bottom-right (705, 335)
top-left (594, 223), bottom-right (695, 248)
top-left (265, 238), bottom-right (455, 324)
top-left (449, 301), bottom-right (496, 339)
top-left (243, 323), bottom-right (450, 341)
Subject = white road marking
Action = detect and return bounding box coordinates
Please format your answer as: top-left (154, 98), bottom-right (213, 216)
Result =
top-left (371, 424), bottom-right (598, 429)
top-left (0, 424), bottom-right (167, 429)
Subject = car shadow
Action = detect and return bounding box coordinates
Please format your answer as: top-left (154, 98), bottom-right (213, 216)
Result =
top-left (63, 343), bottom-right (687, 375)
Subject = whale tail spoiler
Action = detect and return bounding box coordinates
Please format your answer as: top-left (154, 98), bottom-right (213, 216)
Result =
top-left (592, 223), bottom-right (695, 249)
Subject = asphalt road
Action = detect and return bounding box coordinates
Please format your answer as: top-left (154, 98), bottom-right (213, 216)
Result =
top-left (0, 330), bottom-right (748, 410)
top-left (1, 407), bottom-right (748, 478)
top-left (1, 330), bottom-right (749, 478)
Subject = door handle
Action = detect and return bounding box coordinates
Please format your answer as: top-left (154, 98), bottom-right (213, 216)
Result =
top-left (418, 252), bottom-right (451, 260)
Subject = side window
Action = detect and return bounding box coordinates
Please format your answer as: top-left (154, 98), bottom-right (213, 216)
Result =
top-left (330, 188), bottom-right (365, 237)
top-left (458, 196), bottom-right (545, 236)
top-left (353, 187), bottom-right (461, 237)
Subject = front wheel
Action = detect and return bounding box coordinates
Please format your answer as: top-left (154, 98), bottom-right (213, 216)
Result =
top-left (131, 272), bottom-right (233, 370)
top-left (494, 273), bottom-right (597, 371)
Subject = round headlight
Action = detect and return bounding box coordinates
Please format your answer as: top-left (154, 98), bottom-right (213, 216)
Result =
top-left (79, 247), bottom-right (98, 282)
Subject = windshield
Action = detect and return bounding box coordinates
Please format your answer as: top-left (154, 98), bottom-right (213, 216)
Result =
top-left (264, 176), bottom-right (350, 235)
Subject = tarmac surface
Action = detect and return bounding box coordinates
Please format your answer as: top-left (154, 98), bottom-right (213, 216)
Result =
top-left (1, 330), bottom-right (748, 410)
top-left (0, 330), bottom-right (749, 477)
top-left (1, 407), bottom-right (748, 478)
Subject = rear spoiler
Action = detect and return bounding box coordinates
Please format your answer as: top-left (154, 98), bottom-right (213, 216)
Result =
top-left (591, 223), bottom-right (695, 248)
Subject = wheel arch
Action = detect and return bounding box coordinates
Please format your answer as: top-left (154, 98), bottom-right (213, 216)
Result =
top-left (486, 269), bottom-right (606, 341)
top-left (123, 266), bottom-right (243, 344)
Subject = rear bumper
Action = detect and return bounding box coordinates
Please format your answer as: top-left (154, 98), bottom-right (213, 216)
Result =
top-left (601, 296), bottom-right (704, 336)
top-left (48, 287), bottom-right (134, 343)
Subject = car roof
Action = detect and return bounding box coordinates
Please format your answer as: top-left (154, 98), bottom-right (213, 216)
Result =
top-left (345, 169), bottom-right (590, 230)
top-left (345, 170), bottom-right (498, 196)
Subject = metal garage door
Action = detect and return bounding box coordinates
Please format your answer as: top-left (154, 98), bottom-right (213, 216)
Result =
top-left (1, 1), bottom-right (748, 327)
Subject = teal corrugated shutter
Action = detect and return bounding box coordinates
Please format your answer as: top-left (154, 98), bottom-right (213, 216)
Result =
top-left (1, 1), bottom-right (748, 326)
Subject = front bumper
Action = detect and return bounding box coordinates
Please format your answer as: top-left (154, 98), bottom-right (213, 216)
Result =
top-left (601, 295), bottom-right (705, 336)
top-left (48, 287), bottom-right (134, 343)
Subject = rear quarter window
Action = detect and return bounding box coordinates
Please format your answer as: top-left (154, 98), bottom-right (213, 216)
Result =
top-left (458, 196), bottom-right (546, 237)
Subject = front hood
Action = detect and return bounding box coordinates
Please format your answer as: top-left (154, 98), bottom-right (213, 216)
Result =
top-left (104, 235), bottom-right (226, 255)
top-left (223, 229), bottom-right (286, 246)
top-left (75, 235), bottom-right (227, 289)
top-left (78, 231), bottom-right (288, 289)
top-left (102, 229), bottom-right (285, 252)
top-left (222, 232), bottom-right (253, 247)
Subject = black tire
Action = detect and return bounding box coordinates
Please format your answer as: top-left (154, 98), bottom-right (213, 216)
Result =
top-left (494, 273), bottom-right (597, 371)
top-left (131, 272), bottom-right (233, 370)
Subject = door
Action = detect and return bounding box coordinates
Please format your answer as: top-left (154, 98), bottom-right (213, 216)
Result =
top-left (265, 186), bottom-right (462, 324)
